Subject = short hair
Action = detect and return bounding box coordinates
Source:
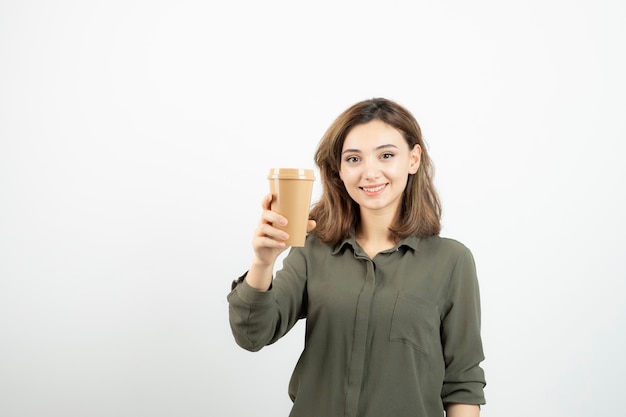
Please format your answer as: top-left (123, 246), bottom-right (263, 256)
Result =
top-left (310, 98), bottom-right (441, 246)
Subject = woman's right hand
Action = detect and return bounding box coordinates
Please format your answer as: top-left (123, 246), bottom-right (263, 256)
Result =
top-left (251, 193), bottom-right (290, 268)
top-left (246, 194), bottom-right (315, 291)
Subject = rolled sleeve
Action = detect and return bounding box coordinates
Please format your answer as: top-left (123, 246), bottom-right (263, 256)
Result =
top-left (227, 247), bottom-right (308, 352)
top-left (227, 276), bottom-right (277, 351)
top-left (440, 247), bottom-right (486, 405)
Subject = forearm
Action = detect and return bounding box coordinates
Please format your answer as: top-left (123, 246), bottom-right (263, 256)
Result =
top-left (446, 404), bottom-right (480, 417)
top-left (245, 258), bottom-right (275, 291)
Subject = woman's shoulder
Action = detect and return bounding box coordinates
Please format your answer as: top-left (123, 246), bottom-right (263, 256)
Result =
top-left (418, 235), bottom-right (473, 258)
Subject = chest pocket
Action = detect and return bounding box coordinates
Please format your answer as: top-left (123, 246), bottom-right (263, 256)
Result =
top-left (389, 294), bottom-right (440, 355)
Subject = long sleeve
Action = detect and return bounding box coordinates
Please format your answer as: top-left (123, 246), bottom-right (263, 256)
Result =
top-left (227, 247), bottom-right (308, 352)
top-left (440, 246), bottom-right (487, 405)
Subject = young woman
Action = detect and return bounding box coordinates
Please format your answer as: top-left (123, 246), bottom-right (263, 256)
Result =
top-left (227, 98), bottom-right (486, 417)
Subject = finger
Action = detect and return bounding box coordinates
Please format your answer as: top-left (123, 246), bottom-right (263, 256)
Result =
top-left (306, 220), bottom-right (317, 233)
top-left (261, 193), bottom-right (273, 211)
top-left (260, 205), bottom-right (288, 227)
top-left (257, 236), bottom-right (287, 249)
top-left (256, 223), bottom-right (289, 242)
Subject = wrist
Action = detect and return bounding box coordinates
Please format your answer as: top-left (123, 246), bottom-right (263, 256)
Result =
top-left (251, 256), bottom-right (274, 270)
top-left (246, 259), bottom-right (274, 291)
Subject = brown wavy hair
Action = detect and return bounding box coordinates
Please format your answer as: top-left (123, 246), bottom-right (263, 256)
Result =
top-left (309, 98), bottom-right (441, 246)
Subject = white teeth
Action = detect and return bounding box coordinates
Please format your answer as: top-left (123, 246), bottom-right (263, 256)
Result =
top-left (362, 185), bottom-right (385, 192)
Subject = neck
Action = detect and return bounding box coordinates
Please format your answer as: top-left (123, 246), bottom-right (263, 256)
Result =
top-left (356, 208), bottom-right (396, 244)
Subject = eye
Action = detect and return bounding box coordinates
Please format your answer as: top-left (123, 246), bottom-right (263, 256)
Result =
top-left (381, 152), bottom-right (395, 159)
top-left (345, 155), bottom-right (360, 163)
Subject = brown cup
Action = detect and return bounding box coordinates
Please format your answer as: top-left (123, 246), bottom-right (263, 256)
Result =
top-left (267, 168), bottom-right (316, 247)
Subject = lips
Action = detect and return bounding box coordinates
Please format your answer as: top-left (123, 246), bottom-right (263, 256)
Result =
top-left (360, 183), bottom-right (387, 195)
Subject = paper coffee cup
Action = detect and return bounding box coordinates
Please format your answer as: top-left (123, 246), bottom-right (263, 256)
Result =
top-left (267, 168), bottom-right (316, 247)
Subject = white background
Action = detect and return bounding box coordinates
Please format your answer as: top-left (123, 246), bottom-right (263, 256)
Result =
top-left (1, 1), bottom-right (624, 416)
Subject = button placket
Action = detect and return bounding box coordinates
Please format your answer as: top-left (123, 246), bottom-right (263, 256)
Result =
top-left (344, 257), bottom-right (376, 417)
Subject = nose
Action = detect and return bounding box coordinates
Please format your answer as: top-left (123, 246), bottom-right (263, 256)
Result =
top-left (363, 158), bottom-right (381, 180)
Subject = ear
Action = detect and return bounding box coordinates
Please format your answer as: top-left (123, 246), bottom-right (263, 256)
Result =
top-left (409, 144), bottom-right (421, 174)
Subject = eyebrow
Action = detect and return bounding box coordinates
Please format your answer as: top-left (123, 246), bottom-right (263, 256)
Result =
top-left (342, 144), bottom-right (399, 155)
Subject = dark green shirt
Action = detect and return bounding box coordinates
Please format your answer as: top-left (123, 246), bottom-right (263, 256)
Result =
top-left (228, 234), bottom-right (486, 417)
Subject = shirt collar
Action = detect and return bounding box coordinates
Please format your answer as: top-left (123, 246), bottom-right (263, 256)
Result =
top-left (331, 235), bottom-right (422, 255)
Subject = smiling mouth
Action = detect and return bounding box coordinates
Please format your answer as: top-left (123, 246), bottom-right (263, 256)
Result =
top-left (360, 184), bottom-right (386, 193)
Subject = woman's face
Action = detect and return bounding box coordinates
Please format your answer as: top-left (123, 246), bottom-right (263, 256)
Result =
top-left (339, 120), bottom-right (421, 216)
